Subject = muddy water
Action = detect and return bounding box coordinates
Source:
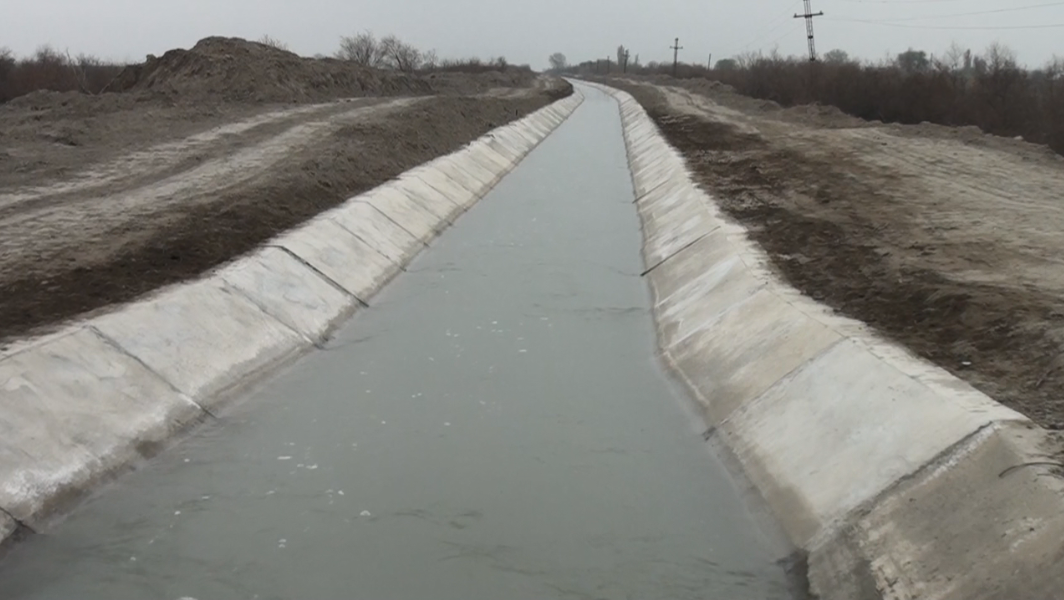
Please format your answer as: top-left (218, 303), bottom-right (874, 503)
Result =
top-left (0, 86), bottom-right (796, 600)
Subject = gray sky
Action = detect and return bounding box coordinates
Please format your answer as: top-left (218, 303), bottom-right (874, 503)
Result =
top-left (2, 0), bottom-right (1062, 68)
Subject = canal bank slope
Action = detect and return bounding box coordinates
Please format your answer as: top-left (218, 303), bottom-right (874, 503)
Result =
top-left (0, 92), bottom-right (584, 549)
top-left (586, 80), bottom-right (1064, 600)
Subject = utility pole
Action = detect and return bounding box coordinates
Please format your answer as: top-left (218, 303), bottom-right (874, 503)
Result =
top-left (794, 0), bottom-right (824, 62)
top-left (670, 37), bottom-right (683, 77)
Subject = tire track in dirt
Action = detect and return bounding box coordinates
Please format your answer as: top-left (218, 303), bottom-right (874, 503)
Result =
top-left (0, 99), bottom-right (386, 214)
top-left (0, 98), bottom-right (419, 279)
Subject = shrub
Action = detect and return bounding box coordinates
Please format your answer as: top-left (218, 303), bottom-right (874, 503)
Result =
top-left (336, 31), bottom-right (529, 75)
top-left (257, 35), bottom-right (289, 52)
top-left (577, 44), bottom-right (1064, 156)
top-left (0, 45), bottom-right (125, 103)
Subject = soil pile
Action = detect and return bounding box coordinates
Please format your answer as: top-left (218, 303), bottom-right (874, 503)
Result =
top-left (424, 70), bottom-right (537, 94)
top-left (110, 37), bottom-right (433, 103)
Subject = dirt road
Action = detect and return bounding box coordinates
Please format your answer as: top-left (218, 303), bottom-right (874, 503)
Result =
top-left (0, 85), bottom-right (568, 344)
top-left (603, 77), bottom-right (1064, 430)
top-left (0, 98), bottom-right (414, 277)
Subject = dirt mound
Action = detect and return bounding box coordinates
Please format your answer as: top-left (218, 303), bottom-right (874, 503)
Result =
top-left (777, 102), bottom-right (865, 128)
top-left (5, 90), bottom-right (84, 110)
top-left (111, 37), bottom-right (433, 103)
top-left (2, 89), bottom-right (138, 117)
top-left (683, 79), bottom-right (736, 96)
top-left (424, 70), bottom-right (537, 95)
top-left (635, 74), bottom-right (736, 95)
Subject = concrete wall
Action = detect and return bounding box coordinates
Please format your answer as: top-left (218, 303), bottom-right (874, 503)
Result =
top-left (0, 91), bottom-right (585, 544)
top-left (586, 80), bottom-right (1064, 599)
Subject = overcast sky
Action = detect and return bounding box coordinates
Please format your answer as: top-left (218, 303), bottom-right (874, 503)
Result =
top-left (2, 0), bottom-right (1062, 68)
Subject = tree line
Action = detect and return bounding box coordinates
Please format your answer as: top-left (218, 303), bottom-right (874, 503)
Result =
top-left (0, 46), bottom-right (124, 103)
top-left (553, 43), bottom-right (1064, 156)
top-left (336, 31), bottom-right (520, 74)
top-left (0, 33), bottom-right (530, 104)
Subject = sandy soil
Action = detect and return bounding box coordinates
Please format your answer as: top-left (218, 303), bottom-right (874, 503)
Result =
top-left (0, 81), bottom-right (570, 345)
top-left (603, 76), bottom-right (1064, 430)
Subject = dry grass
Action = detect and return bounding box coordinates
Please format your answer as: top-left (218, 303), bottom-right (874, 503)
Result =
top-left (257, 35), bottom-right (289, 52)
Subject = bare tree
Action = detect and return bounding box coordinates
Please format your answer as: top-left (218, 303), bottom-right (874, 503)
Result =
top-left (1047, 55), bottom-right (1064, 81)
top-left (64, 50), bottom-right (89, 93)
top-left (984, 42), bottom-right (1018, 72)
top-left (0, 47), bottom-right (12, 102)
top-left (978, 42), bottom-right (1022, 108)
top-left (422, 49), bottom-right (439, 70)
top-left (548, 52), bottom-right (567, 71)
top-left (27, 45), bottom-right (68, 92)
top-left (896, 48), bottom-right (930, 73)
top-left (1045, 55), bottom-right (1064, 117)
top-left (616, 45), bottom-right (627, 69)
top-left (395, 44), bottom-right (423, 72)
top-left (934, 42), bottom-right (967, 73)
top-left (735, 51), bottom-right (761, 70)
top-left (379, 35), bottom-right (421, 72)
top-left (822, 49), bottom-right (851, 64)
top-left (336, 31), bottom-right (386, 67)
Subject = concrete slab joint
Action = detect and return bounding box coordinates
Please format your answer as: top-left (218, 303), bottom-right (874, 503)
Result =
top-left (0, 89), bottom-right (585, 549)
top-left (582, 78), bottom-right (1064, 600)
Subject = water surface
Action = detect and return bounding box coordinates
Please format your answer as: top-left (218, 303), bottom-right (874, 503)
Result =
top-left (0, 85), bottom-right (795, 600)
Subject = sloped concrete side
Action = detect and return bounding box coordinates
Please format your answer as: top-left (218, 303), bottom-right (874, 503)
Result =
top-left (0, 327), bottom-right (208, 528)
top-left (585, 80), bottom-right (1064, 599)
top-left (0, 91), bottom-right (585, 544)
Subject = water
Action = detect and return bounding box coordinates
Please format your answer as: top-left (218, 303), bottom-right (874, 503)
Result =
top-left (0, 85), bottom-right (796, 600)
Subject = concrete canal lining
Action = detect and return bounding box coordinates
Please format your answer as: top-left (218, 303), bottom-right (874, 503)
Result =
top-left (586, 80), bottom-right (1064, 600)
top-left (0, 84), bottom-right (797, 600)
top-left (0, 92), bottom-right (584, 543)
top-left (5, 76), bottom-right (1061, 600)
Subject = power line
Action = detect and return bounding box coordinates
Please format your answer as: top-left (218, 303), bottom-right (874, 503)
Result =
top-left (725, 1), bottom-right (818, 61)
top-left (720, 0), bottom-right (1063, 63)
top-left (763, 22), bottom-right (804, 53)
top-left (731, 0), bottom-right (804, 55)
top-left (744, 20), bottom-right (800, 54)
top-left (834, 0), bottom-right (972, 4)
top-left (842, 1), bottom-right (1064, 22)
top-left (824, 17), bottom-right (1064, 29)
